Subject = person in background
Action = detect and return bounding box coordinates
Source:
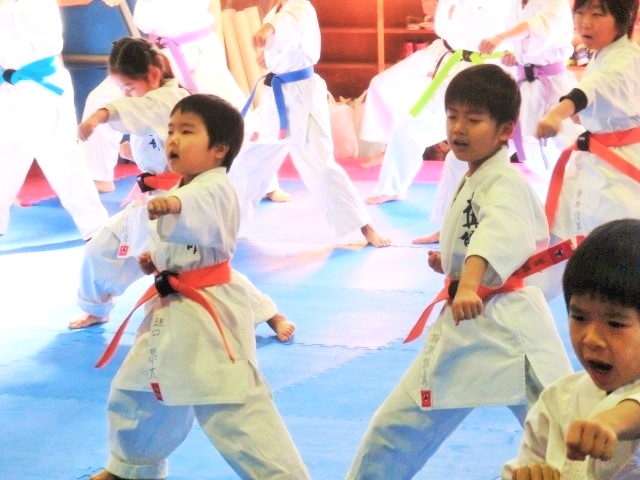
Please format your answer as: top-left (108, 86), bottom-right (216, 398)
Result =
top-left (83, 0), bottom-right (290, 202)
top-left (503, 219), bottom-right (640, 480)
top-left (89, 93), bottom-right (310, 480)
top-left (0, 0), bottom-right (108, 240)
top-left (360, 0), bottom-right (512, 209)
top-left (533, 0), bottom-right (640, 301)
top-left (228, 0), bottom-right (391, 247)
top-left (71, 37), bottom-right (296, 344)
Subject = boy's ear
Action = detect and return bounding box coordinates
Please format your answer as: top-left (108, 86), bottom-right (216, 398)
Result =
top-left (499, 121), bottom-right (516, 143)
top-left (212, 143), bottom-right (230, 159)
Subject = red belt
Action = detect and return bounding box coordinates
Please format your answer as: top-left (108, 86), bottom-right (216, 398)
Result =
top-left (545, 127), bottom-right (640, 230)
top-left (95, 260), bottom-right (234, 367)
top-left (404, 239), bottom-right (576, 343)
top-left (137, 172), bottom-right (182, 192)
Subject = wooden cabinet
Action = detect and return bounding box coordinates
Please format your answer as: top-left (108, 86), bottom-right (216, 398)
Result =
top-left (315, 0), bottom-right (438, 98)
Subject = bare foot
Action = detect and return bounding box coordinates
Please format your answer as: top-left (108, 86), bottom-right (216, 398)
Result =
top-left (361, 224), bottom-right (391, 248)
top-left (267, 313), bottom-right (296, 342)
top-left (94, 180), bottom-right (115, 193)
top-left (89, 471), bottom-right (123, 480)
top-left (265, 189), bottom-right (292, 203)
top-left (412, 230), bottom-right (441, 245)
top-left (360, 152), bottom-right (384, 168)
top-left (68, 314), bottom-right (109, 330)
top-left (365, 194), bottom-right (402, 205)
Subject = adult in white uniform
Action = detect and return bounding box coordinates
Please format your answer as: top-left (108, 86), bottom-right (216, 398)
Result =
top-left (81, 0), bottom-right (286, 199)
top-left (228, 0), bottom-right (390, 247)
top-left (0, 0), bottom-right (108, 239)
top-left (504, 218), bottom-right (640, 479)
top-left (71, 38), bottom-right (291, 338)
top-left (533, 0), bottom-right (640, 300)
top-left (347, 65), bottom-right (572, 478)
top-left (90, 94), bottom-right (310, 480)
top-left (363, 0), bottom-right (512, 206)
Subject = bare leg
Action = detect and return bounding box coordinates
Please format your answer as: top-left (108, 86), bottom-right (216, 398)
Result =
top-left (361, 224), bottom-right (391, 248)
top-left (94, 180), bottom-right (115, 193)
top-left (89, 471), bottom-right (123, 480)
top-left (360, 151), bottom-right (384, 168)
top-left (365, 194), bottom-right (403, 205)
top-left (412, 230), bottom-right (440, 245)
top-left (264, 188), bottom-right (292, 203)
top-left (69, 314), bottom-right (109, 330)
top-left (266, 313), bottom-right (296, 342)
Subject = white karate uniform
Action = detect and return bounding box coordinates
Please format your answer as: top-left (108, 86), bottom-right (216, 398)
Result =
top-left (432, 0), bottom-right (584, 225)
top-left (0, 0), bottom-right (108, 239)
top-left (104, 168), bottom-right (310, 480)
top-left (503, 374), bottom-right (640, 480)
top-left (228, 0), bottom-right (370, 237)
top-left (551, 36), bottom-right (640, 240)
top-left (347, 148), bottom-right (573, 479)
top-left (530, 36), bottom-right (640, 301)
top-left (77, 80), bottom-right (278, 324)
top-left (80, 0), bottom-right (246, 183)
top-left (364, 0), bottom-right (512, 200)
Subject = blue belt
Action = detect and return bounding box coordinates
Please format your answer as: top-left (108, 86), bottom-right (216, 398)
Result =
top-left (242, 66), bottom-right (314, 139)
top-left (0, 55), bottom-right (64, 96)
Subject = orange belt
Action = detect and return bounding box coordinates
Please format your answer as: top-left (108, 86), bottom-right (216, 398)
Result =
top-left (403, 239), bottom-right (576, 343)
top-left (137, 172), bottom-right (182, 192)
top-left (545, 127), bottom-right (640, 230)
top-left (95, 260), bottom-right (234, 368)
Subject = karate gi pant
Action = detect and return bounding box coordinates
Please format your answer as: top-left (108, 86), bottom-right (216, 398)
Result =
top-left (372, 111), bottom-right (447, 199)
top-left (346, 352), bottom-right (544, 479)
top-left (104, 386), bottom-right (310, 479)
top-left (78, 201), bottom-right (278, 321)
top-left (79, 77), bottom-right (124, 184)
top-left (229, 115), bottom-right (370, 238)
top-left (0, 106), bottom-right (108, 239)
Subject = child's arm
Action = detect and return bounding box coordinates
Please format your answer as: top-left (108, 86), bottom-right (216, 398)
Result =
top-left (78, 108), bottom-right (110, 141)
top-left (478, 21), bottom-right (530, 55)
top-left (427, 250), bottom-right (444, 274)
top-left (536, 98), bottom-right (577, 139)
top-left (510, 464), bottom-right (561, 480)
top-left (147, 195), bottom-right (182, 220)
top-left (565, 399), bottom-right (640, 461)
top-left (451, 255), bottom-right (487, 326)
top-left (137, 251), bottom-right (156, 275)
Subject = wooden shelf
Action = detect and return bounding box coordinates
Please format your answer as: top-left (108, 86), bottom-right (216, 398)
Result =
top-left (315, 0), bottom-right (438, 98)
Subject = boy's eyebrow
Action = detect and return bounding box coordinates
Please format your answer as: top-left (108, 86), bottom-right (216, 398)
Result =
top-left (168, 120), bottom-right (198, 128)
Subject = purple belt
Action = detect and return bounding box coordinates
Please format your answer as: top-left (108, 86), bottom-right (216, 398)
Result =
top-left (148, 26), bottom-right (212, 93)
top-left (513, 61), bottom-right (566, 163)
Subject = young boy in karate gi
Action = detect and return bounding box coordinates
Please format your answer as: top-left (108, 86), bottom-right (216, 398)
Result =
top-left (347, 64), bottom-right (573, 479)
top-left (89, 94), bottom-right (310, 480)
top-left (503, 219), bottom-right (640, 480)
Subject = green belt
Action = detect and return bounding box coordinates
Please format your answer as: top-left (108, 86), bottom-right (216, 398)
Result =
top-left (409, 49), bottom-right (504, 117)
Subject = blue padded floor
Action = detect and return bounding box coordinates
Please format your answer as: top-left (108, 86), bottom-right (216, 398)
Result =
top-left (0, 170), bottom-right (578, 479)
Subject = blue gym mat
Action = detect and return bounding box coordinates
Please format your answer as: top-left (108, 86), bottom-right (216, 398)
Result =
top-left (0, 171), bottom-right (578, 479)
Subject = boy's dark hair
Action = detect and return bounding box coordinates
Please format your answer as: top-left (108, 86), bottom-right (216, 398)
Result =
top-left (109, 37), bottom-right (174, 81)
top-left (171, 94), bottom-right (244, 171)
top-left (574, 0), bottom-right (639, 38)
top-left (563, 219), bottom-right (640, 311)
top-left (444, 64), bottom-right (521, 127)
